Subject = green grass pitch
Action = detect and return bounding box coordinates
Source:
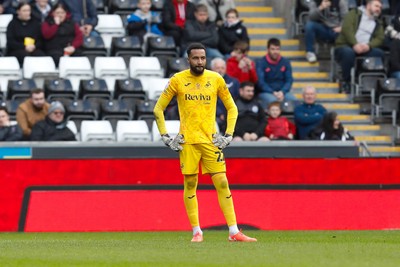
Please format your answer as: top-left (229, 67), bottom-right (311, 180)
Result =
top-left (0, 230), bottom-right (400, 266)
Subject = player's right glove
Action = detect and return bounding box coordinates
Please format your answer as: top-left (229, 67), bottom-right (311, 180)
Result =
top-left (161, 134), bottom-right (185, 152)
top-left (212, 133), bottom-right (232, 150)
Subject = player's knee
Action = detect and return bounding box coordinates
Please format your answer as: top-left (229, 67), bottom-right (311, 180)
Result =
top-left (212, 173), bottom-right (229, 189)
top-left (184, 174), bottom-right (198, 190)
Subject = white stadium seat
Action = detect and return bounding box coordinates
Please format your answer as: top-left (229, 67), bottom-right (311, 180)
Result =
top-left (151, 120), bottom-right (180, 142)
top-left (139, 77), bottom-right (169, 101)
top-left (129, 57), bottom-right (164, 78)
top-left (23, 56), bottom-right (58, 88)
top-left (116, 120), bottom-right (151, 142)
top-left (80, 120), bottom-right (115, 142)
top-left (59, 57), bottom-right (94, 92)
top-left (0, 57), bottom-right (22, 96)
top-left (94, 57), bottom-right (129, 92)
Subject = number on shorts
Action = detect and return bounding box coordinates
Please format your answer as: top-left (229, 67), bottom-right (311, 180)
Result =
top-left (215, 151), bottom-right (224, 162)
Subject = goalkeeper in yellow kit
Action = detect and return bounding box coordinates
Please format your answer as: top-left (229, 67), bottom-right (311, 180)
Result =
top-left (153, 43), bottom-right (257, 242)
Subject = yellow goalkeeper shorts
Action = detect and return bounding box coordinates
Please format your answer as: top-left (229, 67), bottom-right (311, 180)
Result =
top-left (179, 143), bottom-right (226, 175)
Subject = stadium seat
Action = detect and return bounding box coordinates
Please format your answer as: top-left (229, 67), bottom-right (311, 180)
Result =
top-left (66, 99), bottom-right (99, 122)
top-left (22, 56), bottom-right (58, 88)
top-left (93, 0), bottom-right (107, 14)
top-left (147, 36), bottom-right (179, 57)
top-left (79, 78), bottom-right (111, 101)
top-left (0, 57), bottom-right (22, 98)
top-left (1, 99), bottom-right (23, 120)
top-left (100, 99), bottom-right (133, 122)
top-left (94, 56), bottom-right (129, 93)
top-left (167, 57), bottom-right (189, 77)
top-left (129, 56), bottom-right (164, 78)
top-left (109, 0), bottom-right (138, 15)
top-left (139, 77), bottom-right (169, 100)
top-left (44, 78), bottom-right (76, 102)
top-left (80, 120), bottom-right (115, 142)
top-left (352, 57), bottom-right (386, 97)
top-left (7, 78), bottom-right (37, 101)
top-left (81, 36), bottom-right (108, 67)
top-left (136, 99), bottom-right (156, 121)
top-left (95, 14), bottom-right (126, 50)
top-left (371, 78), bottom-right (400, 122)
top-left (66, 120), bottom-right (79, 141)
top-left (0, 14), bottom-right (13, 55)
top-left (114, 78), bottom-right (146, 101)
top-left (58, 56), bottom-right (94, 93)
top-left (110, 36), bottom-right (144, 63)
top-left (116, 120), bottom-right (152, 142)
top-left (151, 120), bottom-right (180, 142)
top-left (151, 0), bottom-right (164, 11)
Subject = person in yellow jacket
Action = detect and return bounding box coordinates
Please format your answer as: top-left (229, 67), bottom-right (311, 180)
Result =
top-left (153, 42), bottom-right (257, 243)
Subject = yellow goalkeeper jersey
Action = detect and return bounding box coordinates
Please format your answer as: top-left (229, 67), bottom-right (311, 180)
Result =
top-left (154, 69), bottom-right (238, 144)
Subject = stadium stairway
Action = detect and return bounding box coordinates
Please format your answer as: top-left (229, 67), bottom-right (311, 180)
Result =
top-left (236, 0), bottom-right (400, 157)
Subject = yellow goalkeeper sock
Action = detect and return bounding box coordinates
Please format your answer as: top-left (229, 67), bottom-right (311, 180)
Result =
top-left (183, 174), bottom-right (199, 227)
top-left (211, 172), bottom-right (237, 227)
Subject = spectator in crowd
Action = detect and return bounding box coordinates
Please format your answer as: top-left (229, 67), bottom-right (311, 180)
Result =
top-left (160, 0), bottom-right (196, 48)
top-left (31, 101), bottom-right (76, 141)
top-left (233, 81), bottom-right (269, 142)
top-left (0, 0), bottom-right (15, 14)
top-left (41, 2), bottom-right (83, 66)
top-left (294, 85), bottom-right (327, 140)
top-left (264, 101), bottom-right (296, 140)
top-left (385, 13), bottom-right (400, 79)
top-left (210, 57), bottom-right (240, 132)
top-left (6, 2), bottom-right (45, 66)
top-left (304, 0), bottom-right (348, 63)
top-left (226, 40), bottom-right (257, 84)
top-left (126, 0), bottom-right (163, 46)
top-left (31, 0), bottom-right (52, 22)
top-left (198, 0), bottom-right (235, 26)
top-left (334, 0), bottom-right (385, 93)
top-left (0, 106), bottom-right (23, 141)
top-left (16, 88), bottom-right (50, 139)
top-left (218, 8), bottom-right (249, 56)
top-left (60, 0), bottom-right (98, 37)
top-left (182, 4), bottom-right (223, 59)
top-left (309, 111), bottom-right (355, 141)
top-left (256, 38), bottom-right (297, 109)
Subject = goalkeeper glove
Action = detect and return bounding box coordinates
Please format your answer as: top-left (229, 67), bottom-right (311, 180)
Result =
top-left (161, 134), bottom-right (185, 152)
top-left (212, 133), bottom-right (232, 149)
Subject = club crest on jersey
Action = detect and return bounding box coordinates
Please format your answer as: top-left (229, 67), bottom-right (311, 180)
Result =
top-left (205, 81), bottom-right (211, 88)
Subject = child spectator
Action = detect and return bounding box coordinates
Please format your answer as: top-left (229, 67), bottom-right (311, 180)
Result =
top-left (309, 111), bottom-right (355, 141)
top-left (126, 0), bottom-right (163, 47)
top-left (265, 101), bottom-right (296, 140)
top-left (6, 2), bottom-right (45, 66)
top-left (218, 8), bottom-right (249, 56)
top-left (160, 0), bottom-right (196, 49)
top-left (226, 40), bottom-right (257, 84)
top-left (41, 2), bottom-right (83, 66)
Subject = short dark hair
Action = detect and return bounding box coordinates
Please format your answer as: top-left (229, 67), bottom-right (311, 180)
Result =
top-left (240, 81), bottom-right (254, 89)
top-left (0, 106), bottom-right (9, 115)
top-left (233, 40), bottom-right (249, 53)
top-left (267, 38), bottom-right (281, 48)
top-left (195, 4), bottom-right (208, 13)
top-left (366, 0), bottom-right (382, 4)
top-left (225, 8), bottom-right (239, 18)
top-left (30, 88), bottom-right (45, 96)
top-left (186, 42), bottom-right (206, 57)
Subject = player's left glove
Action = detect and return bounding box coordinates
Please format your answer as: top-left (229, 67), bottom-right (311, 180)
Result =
top-left (212, 133), bottom-right (232, 150)
top-left (161, 134), bottom-right (185, 152)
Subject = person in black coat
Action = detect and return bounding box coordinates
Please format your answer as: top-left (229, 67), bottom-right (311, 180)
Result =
top-left (0, 106), bottom-right (23, 141)
top-left (31, 101), bottom-right (76, 141)
top-left (160, 0), bottom-right (196, 48)
top-left (6, 2), bottom-right (46, 66)
top-left (218, 8), bottom-right (249, 56)
top-left (30, 0), bottom-right (52, 22)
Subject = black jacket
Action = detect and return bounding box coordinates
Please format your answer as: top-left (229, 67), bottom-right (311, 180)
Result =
top-left (0, 124), bottom-right (23, 141)
top-left (6, 16), bottom-right (44, 53)
top-left (161, 0), bottom-right (196, 32)
top-left (234, 97), bottom-right (267, 138)
top-left (30, 117), bottom-right (76, 141)
top-left (218, 20), bottom-right (249, 54)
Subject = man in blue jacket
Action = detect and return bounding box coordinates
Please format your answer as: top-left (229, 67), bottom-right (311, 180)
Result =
top-left (256, 38), bottom-right (297, 110)
top-left (294, 85), bottom-right (327, 140)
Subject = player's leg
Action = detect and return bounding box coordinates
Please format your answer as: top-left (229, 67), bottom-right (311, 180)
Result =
top-left (181, 144), bottom-right (203, 242)
top-left (211, 172), bottom-right (237, 228)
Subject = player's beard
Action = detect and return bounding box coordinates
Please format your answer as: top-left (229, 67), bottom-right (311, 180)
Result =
top-left (190, 65), bottom-right (205, 75)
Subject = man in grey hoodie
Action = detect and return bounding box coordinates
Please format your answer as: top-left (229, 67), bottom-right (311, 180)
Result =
top-left (304, 0), bottom-right (348, 63)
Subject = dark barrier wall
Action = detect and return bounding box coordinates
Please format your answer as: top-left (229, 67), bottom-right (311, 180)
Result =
top-left (1, 158), bottom-right (400, 231)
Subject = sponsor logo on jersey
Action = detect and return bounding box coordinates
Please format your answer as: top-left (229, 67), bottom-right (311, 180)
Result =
top-left (185, 93), bottom-right (211, 101)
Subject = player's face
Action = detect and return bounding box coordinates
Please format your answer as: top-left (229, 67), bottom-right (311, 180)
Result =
top-left (188, 49), bottom-right (206, 75)
top-left (267, 44), bottom-right (280, 61)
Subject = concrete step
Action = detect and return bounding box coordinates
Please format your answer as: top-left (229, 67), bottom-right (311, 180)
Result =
top-left (236, 0), bottom-right (270, 6)
top-left (338, 114), bottom-right (371, 124)
top-left (242, 17), bottom-right (284, 24)
top-left (345, 124), bottom-right (382, 135)
top-left (236, 6), bottom-right (273, 13)
top-left (292, 82), bottom-right (339, 89)
top-left (293, 72), bottom-right (329, 80)
top-left (323, 103), bottom-right (361, 114)
top-left (295, 93), bottom-right (350, 102)
top-left (247, 28), bottom-right (287, 35)
top-left (292, 87), bottom-right (338, 94)
top-left (250, 39), bottom-right (300, 52)
top-left (249, 50), bottom-right (305, 58)
top-left (368, 146), bottom-right (400, 156)
top-left (355, 135), bottom-right (392, 145)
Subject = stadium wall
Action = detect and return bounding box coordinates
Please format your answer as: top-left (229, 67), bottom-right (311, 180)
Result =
top-left (1, 157), bottom-right (400, 232)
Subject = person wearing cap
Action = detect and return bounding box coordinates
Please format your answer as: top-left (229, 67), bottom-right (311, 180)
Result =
top-left (30, 101), bottom-right (76, 141)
